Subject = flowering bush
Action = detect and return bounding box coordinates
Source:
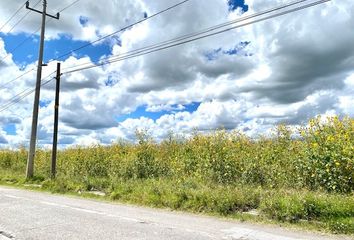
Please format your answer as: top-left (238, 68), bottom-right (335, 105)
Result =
top-left (0, 116), bottom-right (353, 194)
top-left (299, 116), bottom-right (353, 193)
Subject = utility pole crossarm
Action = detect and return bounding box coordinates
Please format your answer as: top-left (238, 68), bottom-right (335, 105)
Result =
top-left (26, 1), bottom-right (60, 19)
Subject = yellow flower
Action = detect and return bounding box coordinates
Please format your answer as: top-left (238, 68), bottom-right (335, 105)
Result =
top-left (327, 136), bottom-right (335, 142)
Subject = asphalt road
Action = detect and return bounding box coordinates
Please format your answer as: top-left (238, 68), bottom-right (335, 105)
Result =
top-left (0, 186), bottom-right (351, 240)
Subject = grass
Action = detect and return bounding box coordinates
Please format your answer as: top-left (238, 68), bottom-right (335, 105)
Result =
top-left (0, 116), bottom-right (353, 234)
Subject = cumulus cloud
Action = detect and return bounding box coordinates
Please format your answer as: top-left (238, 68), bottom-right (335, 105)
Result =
top-left (0, 0), bottom-right (353, 148)
top-left (0, 0), bottom-right (146, 41)
top-left (239, 0), bottom-right (354, 104)
top-left (0, 133), bottom-right (8, 144)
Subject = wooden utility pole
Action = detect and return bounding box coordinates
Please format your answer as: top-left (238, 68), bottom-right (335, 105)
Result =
top-left (26, 0), bottom-right (60, 178)
top-left (51, 63), bottom-right (61, 179)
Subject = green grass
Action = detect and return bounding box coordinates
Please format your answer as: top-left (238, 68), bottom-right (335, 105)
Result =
top-left (1, 175), bottom-right (353, 234)
top-left (0, 116), bottom-right (353, 234)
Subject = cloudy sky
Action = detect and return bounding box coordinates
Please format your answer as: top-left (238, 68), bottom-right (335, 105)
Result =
top-left (0, 0), bottom-right (353, 148)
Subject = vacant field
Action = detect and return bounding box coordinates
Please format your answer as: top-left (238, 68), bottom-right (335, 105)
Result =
top-left (0, 116), bottom-right (353, 234)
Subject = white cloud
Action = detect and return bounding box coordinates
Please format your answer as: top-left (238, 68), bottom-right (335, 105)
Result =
top-left (0, 0), bottom-right (353, 148)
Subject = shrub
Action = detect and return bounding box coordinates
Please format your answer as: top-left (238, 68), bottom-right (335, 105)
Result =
top-left (299, 116), bottom-right (354, 193)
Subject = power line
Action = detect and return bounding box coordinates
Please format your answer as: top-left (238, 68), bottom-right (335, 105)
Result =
top-left (0, 0), bottom-right (192, 114)
top-left (0, 0), bottom-right (42, 64)
top-left (0, 77), bottom-right (55, 114)
top-left (57, 0), bottom-right (81, 13)
top-left (0, 79), bottom-right (53, 114)
top-left (0, 72), bottom-right (55, 113)
top-left (0, 0), bottom-right (192, 90)
top-left (0, 0), bottom-right (330, 113)
top-left (0, 0), bottom-right (83, 90)
top-left (62, 0), bottom-right (311, 72)
top-left (0, 89), bottom-right (35, 113)
top-left (0, 68), bottom-right (35, 89)
top-left (1, 0), bottom-right (78, 63)
top-left (0, 75), bottom-right (49, 111)
top-left (6, 10), bottom-right (32, 34)
top-left (50, 0), bottom-right (192, 62)
top-left (7, 0), bottom-right (42, 34)
top-left (1, 26), bottom-right (41, 62)
top-left (0, 2), bottom-right (27, 33)
top-left (0, 25), bottom-right (41, 64)
top-left (0, 19), bottom-right (53, 64)
top-left (26, 0), bottom-right (61, 178)
top-left (64, 0), bottom-right (329, 74)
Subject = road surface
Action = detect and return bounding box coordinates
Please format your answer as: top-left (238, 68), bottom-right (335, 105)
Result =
top-left (0, 186), bottom-right (351, 240)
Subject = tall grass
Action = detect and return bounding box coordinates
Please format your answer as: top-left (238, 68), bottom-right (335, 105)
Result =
top-left (0, 116), bottom-right (353, 234)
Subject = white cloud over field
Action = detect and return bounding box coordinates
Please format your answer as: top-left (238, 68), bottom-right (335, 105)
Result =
top-left (0, 0), bottom-right (353, 148)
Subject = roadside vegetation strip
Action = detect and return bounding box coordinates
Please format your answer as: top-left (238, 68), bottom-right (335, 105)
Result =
top-left (0, 115), bottom-right (353, 234)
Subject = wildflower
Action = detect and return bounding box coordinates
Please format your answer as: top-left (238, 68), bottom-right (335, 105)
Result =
top-left (327, 136), bottom-right (335, 142)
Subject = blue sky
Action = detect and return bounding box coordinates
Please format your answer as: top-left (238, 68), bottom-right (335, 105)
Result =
top-left (2, 0), bottom-right (248, 62)
top-left (116, 102), bottom-right (201, 122)
top-left (1, 0), bottom-right (248, 136)
top-left (228, 0), bottom-right (249, 13)
top-left (0, 31), bottom-right (111, 65)
top-left (2, 0), bottom-right (249, 65)
top-left (4, 124), bottom-right (16, 136)
top-left (0, 0), bottom-right (353, 147)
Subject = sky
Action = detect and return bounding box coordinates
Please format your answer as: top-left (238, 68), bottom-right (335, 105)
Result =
top-left (0, 0), bottom-right (353, 148)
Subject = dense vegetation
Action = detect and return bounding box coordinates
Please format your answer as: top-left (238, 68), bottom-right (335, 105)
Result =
top-left (0, 116), bottom-right (353, 234)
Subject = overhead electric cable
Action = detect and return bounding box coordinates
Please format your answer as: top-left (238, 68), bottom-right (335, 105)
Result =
top-left (0, 79), bottom-right (52, 113)
top-left (62, 0), bottom-right (311, 72)
top-left (0, 0), bottom-right (190, 88)
top-left (0, 0), bottom-right (330, 113)
top-left (57, 0), bottom-right (81, 13)
top-left (2, 26), bottom-right (41, 61)
top-left (0, 0), bottom-right (83, 90)
top-left (64, 0), bottom-right (330, 74)
top-left (0, 68), bottom-right (35, 89)
top-left (7, 0), bottom-right (41, 34)
top-left (50, 0), bottom-right (192, 62)
top-left (1, 0), bottom-right (81, 64)
top-left (0, 73), bottom-right (55, 113)
top-left (0, 2), bottom-right (27, 32)
top-left (0, 0), bottom-right (42, 64)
